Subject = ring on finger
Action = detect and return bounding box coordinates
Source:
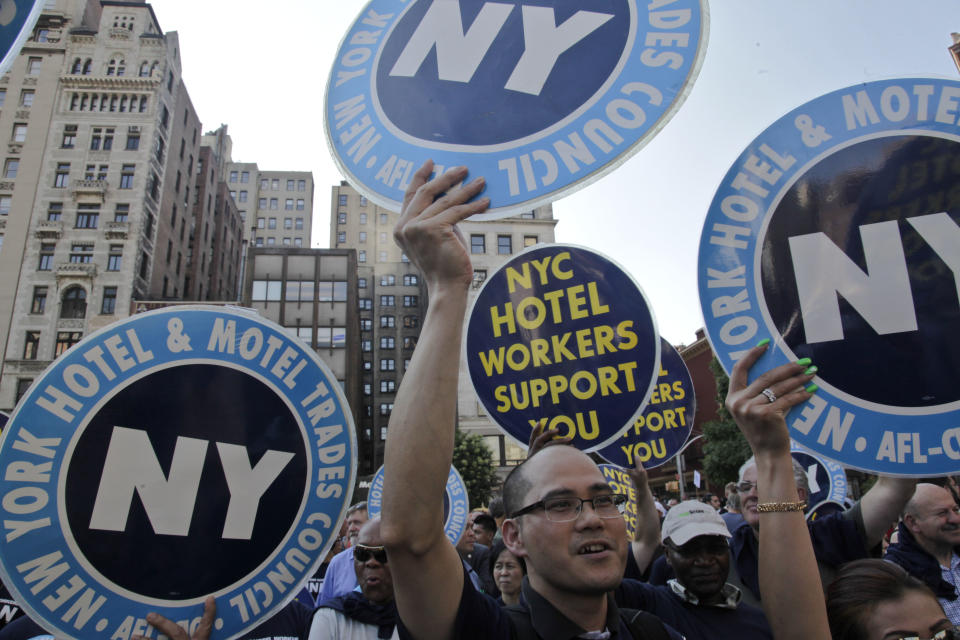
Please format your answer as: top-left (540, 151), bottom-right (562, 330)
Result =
top-left (760, 388), bottom-right (777, 403)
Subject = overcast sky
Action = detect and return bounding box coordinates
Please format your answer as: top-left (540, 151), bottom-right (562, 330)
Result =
top-left (150, 1), bottom-right (958, 345)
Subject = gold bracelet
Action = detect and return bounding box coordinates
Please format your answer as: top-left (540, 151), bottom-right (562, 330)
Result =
top-left (756, 500), bottom-right (807, 512)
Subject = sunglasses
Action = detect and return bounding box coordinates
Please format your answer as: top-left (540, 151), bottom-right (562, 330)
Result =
top-left (354, 544), bottom-right (388, 564)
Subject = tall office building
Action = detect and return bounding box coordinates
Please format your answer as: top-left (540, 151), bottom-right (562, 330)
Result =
top-left (225, 161), bottom-right (314, 251)
top-left (0, 0), bottom-right (209, 411)
top-left (330, 181), bottom-right (557, 473)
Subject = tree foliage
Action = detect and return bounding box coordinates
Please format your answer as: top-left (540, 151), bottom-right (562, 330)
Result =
top-left (453, 429), bottom-right (499, 509)
top-left (701, 358), bottom-right (752, 487)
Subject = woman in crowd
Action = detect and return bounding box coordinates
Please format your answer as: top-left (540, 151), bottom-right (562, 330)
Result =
top-left (488, 539), bottom-right (525, 606)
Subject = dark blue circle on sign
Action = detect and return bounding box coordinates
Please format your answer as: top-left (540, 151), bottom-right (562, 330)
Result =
top-left (65, 364), bottom-right (307, 600)
top-left (0, 1), bottom-right (43, 76)
top-left (466, 244), bottom-right (659, 451)
top-left (375, 0), bottom-right (630, 146)
top-left (789, 443), bottom-right (847, 513)
top-left (598, 339), bottom-right (695, 469)
top-left (698, 78), bottom-right (960, 476)
top-left (761, 136), bottom-right (960, 407)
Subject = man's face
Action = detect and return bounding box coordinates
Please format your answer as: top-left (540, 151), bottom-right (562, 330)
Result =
top-left (456, 523), bottom-right (476, 555)
top-left (908, 488), bottom-right (960, 549)
top-left (353, 524), bottom-right (393, 605)
top-left (504, 447), bottom-right (627, 600)
top-left (664, 534), bottom-right (730, 603)
top-left (709, 495), bottom-right (721, 510)
top-left (739, 465), bottom-right (760, 529)
top-left (346, 509), bottom-right (368, 545)
top-left (472, 523), bottom-right (494, 547)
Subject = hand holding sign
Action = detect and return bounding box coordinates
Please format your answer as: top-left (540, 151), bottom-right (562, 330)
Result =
top-left (133, 597), bottom-right (215, 640)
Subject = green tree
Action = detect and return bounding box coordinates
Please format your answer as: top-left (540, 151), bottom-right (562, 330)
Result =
top-left (453, 428), bottom-right (499, 509)
top-left (701, 358), bottom-right (752, 487)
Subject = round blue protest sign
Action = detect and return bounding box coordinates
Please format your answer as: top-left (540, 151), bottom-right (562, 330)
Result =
top-left (325, 0), bottom-right (707, 220)
top-left (367, 465), bottom-right (469, 544)
top-left (0, 1), bottom-right (43, 77)
top-left (0, 306), bottom-right (356, 639)
top-left (790, 441), bottom-right (847, 518)
top-left (698, 77), bottom-right (960, 476)
top-left (467, 244), bottom-right (660, 451)
top-left (598, 464), bottom-right (639, 539)
top-left (598, 339), bottom-right (695, 469)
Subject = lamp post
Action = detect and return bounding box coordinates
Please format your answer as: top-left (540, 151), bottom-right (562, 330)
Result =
top-left (675, 434), bottom-right (704, 501)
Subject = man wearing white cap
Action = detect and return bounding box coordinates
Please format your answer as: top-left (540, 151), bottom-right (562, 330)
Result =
top-left (615, 500), bottom-right (773, 639)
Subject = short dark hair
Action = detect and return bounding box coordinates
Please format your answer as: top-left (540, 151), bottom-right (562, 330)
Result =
top-left (473, 513), bottom-right (497, 534)
top-left (826, 559), bottom-right (937, 640)
top-left (502, 460), bottom-right (534, 518)
top-left (487, 496), bottom-right (505, 519)
top-left (488, 539), bottom-right (526, 585)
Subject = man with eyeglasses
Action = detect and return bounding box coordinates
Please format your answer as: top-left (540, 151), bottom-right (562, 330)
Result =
top-left (886, 483), bottom-right (960, 626)
top-left (616, 501), bottom-right (772, 639)
top-left (380, 164), bottom-right (682, 640)
top-left (312, 518), bottom-right (400, 639)
top-left (724, 455), bottom-right (916, 607)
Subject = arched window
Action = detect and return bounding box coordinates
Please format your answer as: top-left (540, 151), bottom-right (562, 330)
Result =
top-left (116, 59), bottom-right (125, 76)
top-left (70, 58), bottom-right (82, 74)
top-left (150, 61), bottom-right (158, 76)
top-left (139, 95), bottom-right (147, 112)
top-left (139, 61), bottom-right (149, 77)
top-left (82, 59), bottom-right (92, 75)
top-left (107, 59), bottom-right (116, 75)
top-left (61, 286), bottom-right (87, 319)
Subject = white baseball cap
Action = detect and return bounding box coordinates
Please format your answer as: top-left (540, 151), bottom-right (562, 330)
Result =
top-left (661, 500), bottom-right (731, 546)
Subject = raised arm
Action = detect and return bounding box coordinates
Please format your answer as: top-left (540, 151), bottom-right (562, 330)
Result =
top-left (380, 161), bottom-right (489, 640)
top-left (627, 463), bottom-right (661, 573)
top-left (726, 343), bottom-right (829, 640)
top-left (859, 475), bottom-right (917, 548)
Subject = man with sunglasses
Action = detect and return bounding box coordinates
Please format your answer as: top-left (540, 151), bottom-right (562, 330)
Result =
top-left (380, 164), bottom-right (681, 640)
top-left (615, 501), bottom-right (772, 639)
top-left (313, 518), bottom-right (399, 639)
top-left (725, 457), bottom-right (916, 607)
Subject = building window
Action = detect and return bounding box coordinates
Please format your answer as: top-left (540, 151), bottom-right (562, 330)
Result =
top-left (380, 295), bottom-right (395, 307)
top-left (44, 202), bottom-right (62, 221)
top-left (241, 171), bottom-right (249, 183)
top-left (38, 243), bottom-right (54, 270)
top-left (361, 339), bottom-right (372, 352)
top-left (359, 213), bottom-right (367, 225)
top-left (51, 162), bottom-right (69, 187)
top-left (380, 315), bottom-right (395, 328)
top-left (380, 274), bottom-right (395, 286)
top-left (30, 286), bottom-right (47, 314)
top-left (294, 238), bottom-right (302, 247)
top-left (403, 336), bottom-right (419, 350)
top-left (114, 203), bottom-right (129, 222)
top-left (239, 190), bottom-right (247, 202)
top-left (403, 295), bottom-right (419, 307)
top-left (101, 286), bottom-right (117, 314)
top-left (15, 379), bottom-right (33, 402)
top-left (403, 274), bottom-right (419, 286)
top-left (470, 234), bottom-right (485, 254)
top-left (284, 198), bottom-right (293, 210)
top-left (358, 277), bottom-right (367, 289)
top-left (107, 245), bottom-right (122, 271)
top-left (23, 331), bottom-right (40, 360)
top-left (267, 218), bottom-right (277, 229)
top-left (358, 250), bottom-right (366, 263)
top-left (338, 194), bottom-right (347, 206)
top-left (380, 380), bottom-right (396, 394)
top-left (26, 57), bottom-right (41, 75)
top-left (61, 125), bottom-right (76, 148)
top-left (255, 237), bottom-right (264, 247)
top-left (359, 297), bottom-right (372, 310)
top-left (3, 159), bottom-right (19, 179)
top-left (266, 237), bottom-right (275, 246)
top-left (286, 179), bottom-right (294, 190)
top-left (19, 90), bottom-right (34, 107)
top-left (295, 217), bottom-right (303, 230)
top-left (55, 331), bottom-right (82, 357)
top-left (119, 164), bottom-right (134, 189)
top-left (284, 217), bottom-right (292, 230)
top-left (380, 336), bottom-right (395, 349)
top-left (229, 171), bottom-right (237, 182)
top-left (0, 195), bottom-right (10, 215)
top-left (0, 89), bottom-right (5, 107)
top-left (338, 212), bottom-right (347, 224)
top-left (60, 286), bottom-right (87, 318)
top-left (271, 179), bottom-right (279, 190)
top-left (380, 359), bottom-right (395, 371)
top-left (268, 198), bottom-right (278, 210)
top-left (125, 132), bottom-right (140, 150)
top-left (75, 205), bottom-right (99, 229)
top-left (12, 123), bottom-right (27, 143)
top-left (498, 235), bottom-right (513, 255)
top-left (69, 242), bottom-right (93, 263)
top-left (360, 318), bottom-right (372, 331)
top-left (363, 383), bottom-right (372, 396)
top-left (403, 315), bottom-right (420, 329)
top-left (378, 213), bottom-right (387, 225)
top-left (363, 360), bottom-right (372, 371)
top-left (524, 235), bottom-right (538, 247)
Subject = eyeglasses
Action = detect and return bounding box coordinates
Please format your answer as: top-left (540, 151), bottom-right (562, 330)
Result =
top-left (736, 481), bottom-right (758, 494)
top-left (665, 536), bottom-right (729, 557)
top-left (353, 544), bottom-right (388, 564)
top-left (509, 493), bottom-right (628, 522)
top-left (895, 630), bottom-right (960, 640)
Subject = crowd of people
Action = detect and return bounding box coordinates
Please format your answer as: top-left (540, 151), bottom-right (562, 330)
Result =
top-left (3, 162), bottom-right (959, 639)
